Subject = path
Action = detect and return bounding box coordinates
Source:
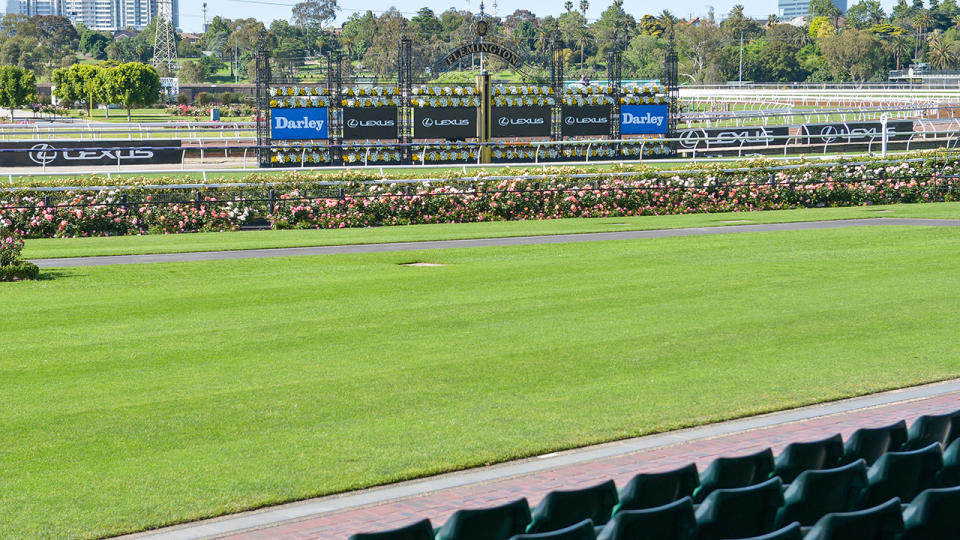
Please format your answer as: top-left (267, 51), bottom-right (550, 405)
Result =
top-left (33, 218), bottom-right (960, 268)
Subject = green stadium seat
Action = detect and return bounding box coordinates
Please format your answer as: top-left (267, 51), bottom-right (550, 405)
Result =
top-left (692, 448), bottom-right (775, 504)
top-left (435, 498), bottom-right (532, 540)
top-left (773, 459), bottom-right (867, 528)
top-left (858, 442), bottom-right (943, 508)
top-left (691, 477), bottom-right (785, 540)
top-left (902, 409), bottom-right (960, 451)
top-left (803, 498), bottom-right (904, 540)
top-left (897, 485), bottom-right (960, 540)
top-left (596, 497), bottom-right (696, 540)
top-left (773, 434), bottom-right (844, 484)
top-left (933, 437), bottom-right (960, 487)
top-left (510, 519), bottom-right (597, 540)
top-left (348, 519), bottom-right (435, 540)
top-left (613, 463), bottom-right (699, 513)
top-left (718, 522), bottom-right (802, 540)
top-left (842, 421), bottom-right (908, 466)
top-left (526, 480), bottom-right (618, 534)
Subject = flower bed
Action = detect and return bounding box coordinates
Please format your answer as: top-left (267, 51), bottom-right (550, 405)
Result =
top-left (2, 156), bottom-right (958, 238)
top-left (0, 228), bottom-right (38, 281)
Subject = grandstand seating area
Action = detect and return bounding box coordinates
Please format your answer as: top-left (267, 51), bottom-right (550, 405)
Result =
top-left (347, 410), bottom-right (960, 540)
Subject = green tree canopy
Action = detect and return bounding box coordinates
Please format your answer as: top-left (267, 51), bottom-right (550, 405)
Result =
top-left (0, 65), bottom-right (36, 120)
top-left (106, 62), bottom-right (161, 121)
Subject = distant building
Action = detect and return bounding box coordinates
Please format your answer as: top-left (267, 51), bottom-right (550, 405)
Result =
top-left (10, 0), bottom-right (179, 31)
top-left (778, 0), bottom-right (846, 20)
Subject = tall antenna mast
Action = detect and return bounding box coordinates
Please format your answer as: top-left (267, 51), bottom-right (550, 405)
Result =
top-left (202, 2), bottom-right (208, 32)
top-left (153, 0), bottom-right (178, 71)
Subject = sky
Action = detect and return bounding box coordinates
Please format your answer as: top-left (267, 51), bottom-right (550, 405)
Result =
top-left (89, 0), bottom-right (914, 33)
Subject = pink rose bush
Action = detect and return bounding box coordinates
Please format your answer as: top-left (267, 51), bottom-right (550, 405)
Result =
top-left (1, 157), bottom-right (958, 239)
top-left (0, 227), bottom-right (37, 281)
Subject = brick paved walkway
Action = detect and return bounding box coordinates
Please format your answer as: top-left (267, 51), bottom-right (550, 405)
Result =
top-left (129, 380), bottom-right (960, 540)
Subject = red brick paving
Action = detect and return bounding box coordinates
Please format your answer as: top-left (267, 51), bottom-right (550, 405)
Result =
top-left (213, 392), bottom-right (960, 540)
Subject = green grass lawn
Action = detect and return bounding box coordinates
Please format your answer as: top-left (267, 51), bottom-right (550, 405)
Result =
top-left (23, 202), bottom-right (960, 260)
top-left (3, 218), bottom-right (960, 537)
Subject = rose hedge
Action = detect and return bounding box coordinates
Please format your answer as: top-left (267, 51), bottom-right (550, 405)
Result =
top-left (1, 156), bottom-right (959, 238)
top-left (0, 228), bottom-right (38, 281)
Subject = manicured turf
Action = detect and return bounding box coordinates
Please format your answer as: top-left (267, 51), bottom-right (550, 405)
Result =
top-left (3, 222), bottom-right (960, 537)
top-left (22, 202), bottom-right (960, 259)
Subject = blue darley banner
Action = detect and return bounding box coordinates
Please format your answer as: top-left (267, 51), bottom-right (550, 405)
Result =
top-left (271, 108), bottom-right (329, 140)
top-left (620, 105), bottom-right (668, 135)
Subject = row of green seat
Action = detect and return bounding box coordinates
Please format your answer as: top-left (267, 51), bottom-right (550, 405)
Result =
top-left (348, 409), bottom-right (960, 540)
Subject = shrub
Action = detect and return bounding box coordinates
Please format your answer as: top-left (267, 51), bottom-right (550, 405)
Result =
top-left (195, 91), bottom-right (213, 106)
top-left (0, 228), bottom-right (37, 281)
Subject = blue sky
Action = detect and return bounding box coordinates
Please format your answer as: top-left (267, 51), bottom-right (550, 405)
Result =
top-left (153, 0), bottom-right (904, 33)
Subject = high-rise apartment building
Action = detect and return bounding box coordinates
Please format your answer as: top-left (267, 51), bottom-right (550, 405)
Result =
top-left (778, 0), bottom-right (846, 20)
top-left (10, 0), bottom-right (178, 31)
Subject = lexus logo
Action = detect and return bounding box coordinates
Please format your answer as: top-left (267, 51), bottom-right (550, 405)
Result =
top-left (346, 118), bottom-right (359, 128)
top-left (28, 143), bottom-right (57, 166)
top-left (422, 118), bottom-right (434, 127)
top-left (818, 125), bottom-right (838, 143)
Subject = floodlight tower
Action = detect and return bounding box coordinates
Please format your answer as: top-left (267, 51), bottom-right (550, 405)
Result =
top-left (153, 0), bottom-right (178, 72)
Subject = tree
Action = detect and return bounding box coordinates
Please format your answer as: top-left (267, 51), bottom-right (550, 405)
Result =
top-left (846, 0), bottom-right (887, 29)
top-left (809, 0), bottom-right (842, 19)
top-left (0, 65), bottom-right (36, 121)
top-left (52, 64), bottom-right (102, 116)
top-left (292, 0), bottom-right (339, 31)
top-left (178, 59), bottom-right (208, 83)
top-left (639, 14), bottom-right (666, 37)
top-left (411, 8), bottom-right (443, 40)
top-left (107, 62), bottom-right (161, 121)
top-left (927, 32), bottom-right (956, 67)
top-left (79, 30), bottom-right (111, 59)
top-left (820, 29), bottom-right (885, 82)
top-left (755, 40), bottom-right (806, 80)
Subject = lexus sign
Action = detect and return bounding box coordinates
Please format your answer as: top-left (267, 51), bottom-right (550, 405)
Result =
top-left (0, 140), bottom-right (182, 167)
top-left (491, 106), bottom-right (551, 138)
top-left (414, 107), bottom-right (476, 139)
top-left (561, 106), bottom-right (611, 137)
top-left (343, 107), bottom-right (398, 140)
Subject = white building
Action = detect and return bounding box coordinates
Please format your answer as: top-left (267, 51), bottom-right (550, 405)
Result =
top-left (778, 0), bottom-right (846, 19)
top-left (10, 0), bottom-right (178, 31)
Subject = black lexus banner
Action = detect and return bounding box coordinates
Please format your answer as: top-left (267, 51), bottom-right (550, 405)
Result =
top-left (678, 127), bottom-right (789, 149)
top-left (414, 107), bottom-right (477, 139)
top-left (491, 106), bottom-right (551, 138)
top-left (0, 140), bottom-right (183, 167)
top-left (343, 107), bottom-right (399, 140)
top-left (800, 121), bottom-right (914, 145)
top-left (561, 106), bottom-right (611, 137)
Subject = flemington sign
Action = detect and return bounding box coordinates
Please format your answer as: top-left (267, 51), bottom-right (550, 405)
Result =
top-left (0, 140), bottom-right (182, 167)
top-left (443, 42), bottom-right (521, 68)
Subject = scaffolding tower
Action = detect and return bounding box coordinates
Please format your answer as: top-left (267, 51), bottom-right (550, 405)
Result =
top-left (153, 0), bottom-right (178, 72)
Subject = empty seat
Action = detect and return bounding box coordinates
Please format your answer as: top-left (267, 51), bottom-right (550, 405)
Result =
top-left (773, 434), bottom-right (844, 484)
top-left (803, 498), bottom-right (904, 540)
top-left (718, 522), bottom-right (802, 540)
top-left (842, 421), bottom-right (908, 466)
top-left (691, 477), bottom-right (785, 540)
top-left (858, 442), bottom-right (943, 507)
top-left (933, 437), bottom-right (960, 487)
top-left (613, 463), bottom-right (699, 513)
top-left (510, 519), bottom-right (597, 540)
top-left (774, 459), bottom-right (867, 528)
top-left (897, 485), bottom-right (960, 540)
top-left (435, 498), bottom-right (532, 540)
top-left (596, 497), bottom-right (695, 540)
top-left (903, 409), bottom-right (960, 451)
top-left (692, 448), bottom-right (775, 504)
top-left (348, 519), bottom-right (434, 540)
top-left (526, 480), bottom-right (618, 534)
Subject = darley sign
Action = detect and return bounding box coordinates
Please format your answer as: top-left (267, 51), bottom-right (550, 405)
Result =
top-left (271, 108), bottom-right (329, 140)
top-left (620, 105), bottom-right (668, 135)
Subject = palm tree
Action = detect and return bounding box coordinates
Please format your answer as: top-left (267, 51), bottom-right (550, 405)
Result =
top-left (913, 10), bottom-right (934, 59)
top-left (766, 14), bottom-right (780, 29)
top-left (927, 33), bottom-right (956, 69)
top-left (885, 34), bottom-right (913, 70)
